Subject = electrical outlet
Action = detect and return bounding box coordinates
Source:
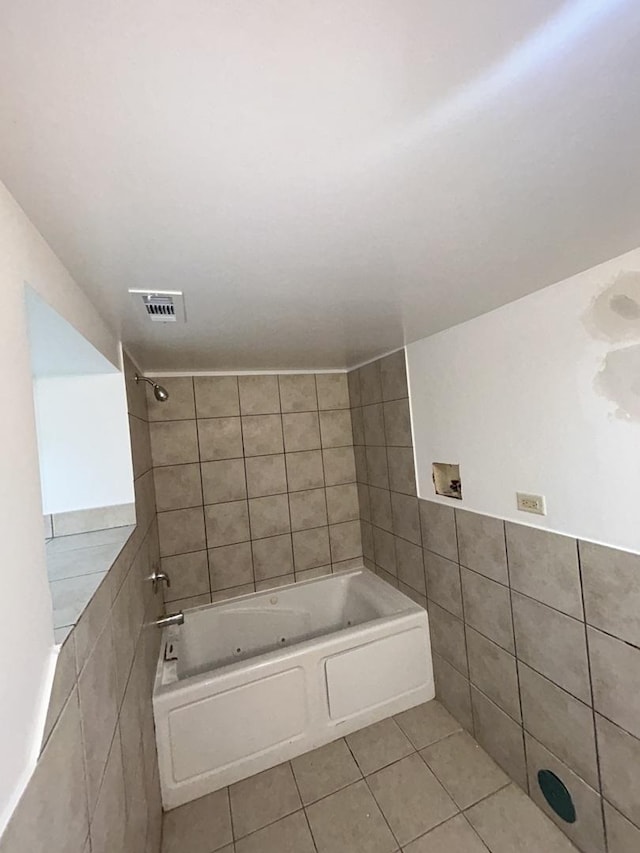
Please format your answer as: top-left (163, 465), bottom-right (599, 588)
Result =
top-left (517, 492), bottom-right (546, 515)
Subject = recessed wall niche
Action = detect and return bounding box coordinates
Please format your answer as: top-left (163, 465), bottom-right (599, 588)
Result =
top-left (432, 462), bottom-right (462, 499)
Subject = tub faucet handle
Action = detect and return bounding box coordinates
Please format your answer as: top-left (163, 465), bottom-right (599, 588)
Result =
top-left (150, 568), bottom-right (171, 593)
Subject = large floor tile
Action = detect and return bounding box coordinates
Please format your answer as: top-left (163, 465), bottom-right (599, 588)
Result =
top-left (465, 784), bottom-right (578, 853)
top-left (291, 738), bottom-right (361, 804)
top-left (162, 788), bottom-right (232, 853)
top-left (402, 815), bottom-right (490, 852)
top-left (421, 731), bottom-right (509, 809)
top-left (367, 753), bottom-right (458, 846)
top-left (305, 780), bottom-right (397, 853)
top-left (394, 700), bottom-right (461, 749)
top-left (229, 763), bottom-right (301, 839)
top-left (235, 810), bottom-right (314, 853)
top-left (346, 718), bottom-right (414, 775)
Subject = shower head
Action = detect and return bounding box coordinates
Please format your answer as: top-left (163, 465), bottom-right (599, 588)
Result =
top-left (134, 373), bottom-right (170, 402)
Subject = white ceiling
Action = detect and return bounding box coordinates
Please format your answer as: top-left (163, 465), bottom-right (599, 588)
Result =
top-left (2, 0), bottom-right (640, 371)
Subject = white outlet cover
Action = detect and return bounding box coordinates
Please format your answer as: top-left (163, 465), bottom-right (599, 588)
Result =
top-left (516, 492), bottom-right (546, 516)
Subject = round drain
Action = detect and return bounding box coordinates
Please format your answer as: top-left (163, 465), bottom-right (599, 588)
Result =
top-left (538, 770), bottom-right (576, 823)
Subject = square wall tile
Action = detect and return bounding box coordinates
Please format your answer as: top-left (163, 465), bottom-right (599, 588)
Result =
top-left (286, 450), bottom-right (325, 491)
top-left (372, 526), bottom-right (396, 574)
top-left (362, 404), bottom-right (386, 446)
top-left (580, 540), bottom-right (640, 647)
top-left (471, 686), bottom-right (527, 790)
top-left (347, 368), bottom-right (361, 407)
top-left (158, 507), bottom-right (206, 556)
top-left (432, 653), bottom-right (473, 732)
top-left (255, 573), bottom-right (295, 591)
top-left (289, 488), bottom-right (328, 531)
top-left (201, 458), bottom-right (247, 504)
top-left (512, 591), bottom-right (590, 702)
top-left (365, 446), bottom-right (389, 489)
top-left (278, 373), bottom-right (318, 413)
top-left (588, 626), bottom-right (640, 739)
top-left (354, 445), bottom-right (368, 483)
top-left (525, 733), bottom-right (606, 853)
top-left (329, 521), bottom-right (362, 562)
top-left (387, 447), bottom-right (416, 495)
top-left (467, 627), bottom-right (521, 723)
top-left (379, 350), bottom-right (408, 401)
top-left (419, 500), bottom-right (458, 562)
top-left (428, 600), bottom-right (468, 676)
top-left (391, 492), bottom-right (421, 545)
top-left (282, 411), bottom-right (320, 452)
top-left (461, 568), bottom-right (515, 653)
top-left (248, 494), bottom-right (290, 539)
top-left (425, 551), bottom-right (462, 617)
top-left (146, 376), bottom-right (195, 421)
top-left (395, 537), bottom-right (425, 594)
top-left (370, 486), bottom-right (392, 532)
top-left (358, 361), bottom-right (383, 405)
top-left (383, 399), bottom-right (412, 446)
top-left (204, 500), bottom-right (250, 547)
top-left (604, 802), bottom-right (640, 853)
top-left (322, 446), bottom-right (356, 486)
top-left (161, 550), bottom-right (210, 602)
top-left (596, 713), bottom-right (640, 828)
top-left (319, 410), bottom-right (353, 448)
top-left (505, 522), bottom-right (582, 618)
top-left (326, 483), bottom-right (359, 524)
top-left (456, 509), bottom-right (508, 584)
top-left (245, 454), bottom-right (287, 498)
top-left (154, 463), bottom-right (202, 512)
top-left (292, 527), bottom-right (331, 570)
top-left (238, 375), bottom-right (280, 415)
top-left (150, 420), bottom-right (199, 466)
top-left (241, 414), bottom-right (283, 456)
top-left (350, 407), bottom-right (365, 445)
top-left (197, 417), bottom-right (243, 461)
top-left (193, 376), bottom-right (239, 418)
top-left (208, 542), bottom-right (254, 590)
top-left (316, 373), bottom-right (350, 410)
top-left (251, 534), bottom-right (294, 580)
top-left (518, 662), bottom-right (598, 787)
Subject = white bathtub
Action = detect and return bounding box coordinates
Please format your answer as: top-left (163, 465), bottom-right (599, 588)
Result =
top-left (153, 566), bottom-right (434, 809)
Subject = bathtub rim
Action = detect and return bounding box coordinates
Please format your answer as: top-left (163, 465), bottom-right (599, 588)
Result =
top-left (154, 566), bottom-right (424, 693)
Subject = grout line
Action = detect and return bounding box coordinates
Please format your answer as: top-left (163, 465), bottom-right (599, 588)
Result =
top-left (577, 540), bottom-right (609, 852)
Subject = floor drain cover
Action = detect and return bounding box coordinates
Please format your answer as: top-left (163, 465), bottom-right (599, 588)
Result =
top-left (538, 769), bottom-right (576, 823)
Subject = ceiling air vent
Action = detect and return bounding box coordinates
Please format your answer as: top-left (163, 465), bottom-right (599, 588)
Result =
top-left (128, 290), bottom-right (186, 323)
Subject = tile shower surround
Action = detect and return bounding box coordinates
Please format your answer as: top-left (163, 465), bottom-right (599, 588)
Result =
top-left (347, 350), bottom-right (640, 853)
top-left (148, 372), bottom-right (363, 606)
top-left (0, 351), bottom-right (164, 853)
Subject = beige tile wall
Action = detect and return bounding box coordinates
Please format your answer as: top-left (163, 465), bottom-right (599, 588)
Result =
top-left (149, 373), bottom-right (363, 607)
top-left (0, 352), bottom-right (164, 853)
top-left (348, 349), bottom-right (640, 853)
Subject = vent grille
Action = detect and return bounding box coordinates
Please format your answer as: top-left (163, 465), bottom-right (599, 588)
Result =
top-left (143, 295), bottom-right (176, 321)
top-left (128, 289), bottom-right (185, 323)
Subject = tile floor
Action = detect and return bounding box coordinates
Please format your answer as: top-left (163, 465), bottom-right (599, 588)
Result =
top-left (161, 700), bottom-right (579, 853)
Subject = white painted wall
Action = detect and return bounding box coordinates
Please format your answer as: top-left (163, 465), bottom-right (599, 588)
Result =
top-left (0, 180), bottom-right (120, 834)
top-left (407, 248), bottom-right (640, 554)
top-left (33, 374), bottom-right (134, 515)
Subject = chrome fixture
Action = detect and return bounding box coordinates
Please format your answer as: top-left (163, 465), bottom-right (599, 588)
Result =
top-left (154, 612), bottom-right (184, 629)
top-left (134, 373), bottom-right (169, 402)
top-left (150, 568), bottom-right (171, 594)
